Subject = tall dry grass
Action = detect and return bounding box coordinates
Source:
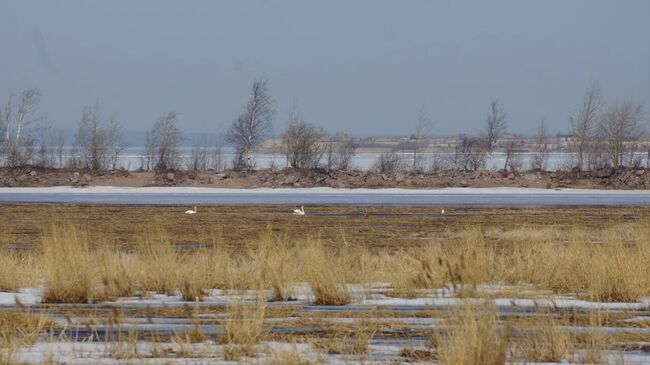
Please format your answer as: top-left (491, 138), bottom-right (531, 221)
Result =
top-left (435, 301), bottom-right (508, 365)
top-left (0, 310), bottom-right (52, 364)
top-left (300, 240), bottom-right (352, 305)
top-left (220, 296), bottom-right (266, 361)
top-left (1, 221), bottom-right (648, 304)
top-left (40, 224), bottom-right (97, 303)
top-left (0, 250), bottom-right (36, 292)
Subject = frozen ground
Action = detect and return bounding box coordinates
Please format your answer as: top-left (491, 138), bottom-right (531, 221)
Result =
top-left (2, 186), bottom-right (650, 205)
top-left (2, 284), bottom-right (650, 364)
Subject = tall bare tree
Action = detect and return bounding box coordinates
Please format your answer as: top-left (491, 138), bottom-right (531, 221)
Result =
top-left (569, 84), bottom-right (602, 170)
top-left (598, 101), bottom-right (645, 168)
top-left (54, 129), bottom-right (65, 168)
top-left (146, 112), bottom-right (182, 172)
top-left (227, 79), bottom-right (275, 170)
top-left (106, 113), bottom-right (125, 170)
top-left (1, 89), bottom-right (43, 167)
top-left (76, 103), bottom-right (108, 170)
top-left (412, 105), bottom-right (432, 172)
top-left (483, 100), bottom-right (507, 153)
top-left (531, 118), bottom-right (550, 171)
top-left (74, 104), bottom-right (125, 170)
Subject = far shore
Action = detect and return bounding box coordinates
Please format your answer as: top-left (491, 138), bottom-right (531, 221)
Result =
top-left (1, 166), bottom-right (649, 190)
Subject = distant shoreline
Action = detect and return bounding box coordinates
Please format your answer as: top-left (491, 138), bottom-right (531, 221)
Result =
top-left (1, 166), bottom-right (648, 190)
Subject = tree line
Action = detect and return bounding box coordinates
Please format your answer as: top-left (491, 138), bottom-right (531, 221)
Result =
top-left (0, 80), bottom-right (646, 173)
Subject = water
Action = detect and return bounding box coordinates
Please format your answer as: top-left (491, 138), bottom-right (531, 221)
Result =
top-left (1, 187), bottom-right (650, 205)
top-left (50, 147), bottom-right (650, 171)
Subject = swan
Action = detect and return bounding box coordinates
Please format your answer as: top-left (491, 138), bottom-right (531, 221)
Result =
top-left (441, 209), bottom-right (445, 214)
top-left (292, 205), bottom-right (305, 216)
top-left (185, 206), bottom-right (197, 215)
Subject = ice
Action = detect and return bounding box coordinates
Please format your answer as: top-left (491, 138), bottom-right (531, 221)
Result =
top-left (2, 186), bottom-right (650, 205)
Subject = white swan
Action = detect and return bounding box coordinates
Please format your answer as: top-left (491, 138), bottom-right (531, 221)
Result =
top-left (185, 206), bottom-right (197, 215)
top-left (292, 205), bottom-right (305, 216)
top-left (441, 209), bottom-right (445, 214)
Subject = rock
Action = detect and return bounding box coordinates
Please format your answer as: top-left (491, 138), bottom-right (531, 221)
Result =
top-left (546, 183), bottom-right (552, 189)
top-left (460, 179), bottom-right (468, 187)
top-left (73, 172), bottom-right (80, 178)
top-left (636, 170), bottom-right (645, 176)
top-left (166, 172), bottom-right (175, 180)
top-left (507, 173), bottom-right (515, 180)
top-left (16, 174), bottom-right (28, 183)
top-left (523, 173), bottom-right (537, 182)
top-left (29, 170), bottom-right (37, 176)
top-left (595, 168), bottom-right (613, 178)
top-left (82, 173), bottom-right (92, 182)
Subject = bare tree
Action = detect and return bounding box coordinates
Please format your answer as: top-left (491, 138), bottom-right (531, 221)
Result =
top-left (282, 121), bottom-right (325, 169)
top-left (227, 79), bottom-right (275, 170)
top-left (503, 140), bottom-right (523, 172)
top-left (75, 103), bottom-right (108, 170)
top-left (483, 100), bottom-right (507, 153)
top-left (450, 136), bottom-right (487, 171)
top-left (324, 134), bottom-right (355, 171)
top-left (598, 101), bottom-right (645, 168)
top-left (146, 112), bottom-right (183, 172)
top-left (35, 123), bottom-right (60, 168)
top-left (374, 150), bottom-right (403, 174)
top-left (412, 105), bottom-right (432, 172)
top-left (55, 129), bottom-right (65, 168)
top-left (106, 113), bottom-right (125, 170)
top-left (209, 143), bottom-right (227, 172)
top-left (569, 84), bottom-right (602, 170)
top-left (188, 138), bottom-right (210, 171)
top-left (1, 89), bottom-right (43, 167)
top-left (531, 119), bottom-right (550, 171)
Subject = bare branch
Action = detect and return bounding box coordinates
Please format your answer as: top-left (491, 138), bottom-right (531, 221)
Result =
top-left (483, 100), bottom-right (507, 153)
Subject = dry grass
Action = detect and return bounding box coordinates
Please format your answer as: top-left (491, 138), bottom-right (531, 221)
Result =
top-left (268, 346), bottom-right (318, 365)
top-left (311, 320), bottom-right (380, 357)
top-left (40, 224), bottom-right (98, 303)
top-left (1, 219), bottom-right (648, 305)
top-left (0, 250), bottom-right (36, 292)
top-left (220, 296), bottom-right (266, 361)
top-left (511, 313), bottom-right (575, 363)
top-left (301, 240), bottom-right (352, 305)
top-left (0, 310), bottom-right (52, 364)
top-left (434, 301), bottom-right (508, 365)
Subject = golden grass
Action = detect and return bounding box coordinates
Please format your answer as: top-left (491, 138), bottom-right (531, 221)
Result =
top-left (0, 250), bottom-right (36, 292)
top-left (311, 320), bottom-right (380, 357)
top-left (434, 301), bottom-right (508, 365)
top-left (511, 313), bottom-right (575, 363)
top-left (301, 240), bottom-right (352, 305)
top-left (220, 296), bottom-right (266, 361)
top-left (0, 310), bottom-right (52, 364)
top-left (268, 346), bottom-right (317, 365)
top-left (1, 213), bottom-right (648, 306)
top-left (40, 224), bottom-right (97, 303)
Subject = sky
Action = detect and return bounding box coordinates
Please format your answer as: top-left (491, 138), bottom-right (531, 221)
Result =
top-left (1, 0), bottom-right (649, 137)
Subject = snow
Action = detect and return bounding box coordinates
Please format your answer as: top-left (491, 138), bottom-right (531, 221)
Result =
top-left (361, 296), bottom-right (650, 311)
top-left (0, 287), bottom-right (42, 306)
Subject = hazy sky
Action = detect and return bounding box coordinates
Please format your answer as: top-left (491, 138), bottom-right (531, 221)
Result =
top-left (1, 0), bottom-right (649, 136)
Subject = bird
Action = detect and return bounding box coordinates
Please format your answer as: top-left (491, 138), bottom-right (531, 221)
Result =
top-left (441, 209), bottom-right (445, 214)
top-left (184, 206), bottom-right (197, 215)
top-left (292, 205), bottom-right (305, 216)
